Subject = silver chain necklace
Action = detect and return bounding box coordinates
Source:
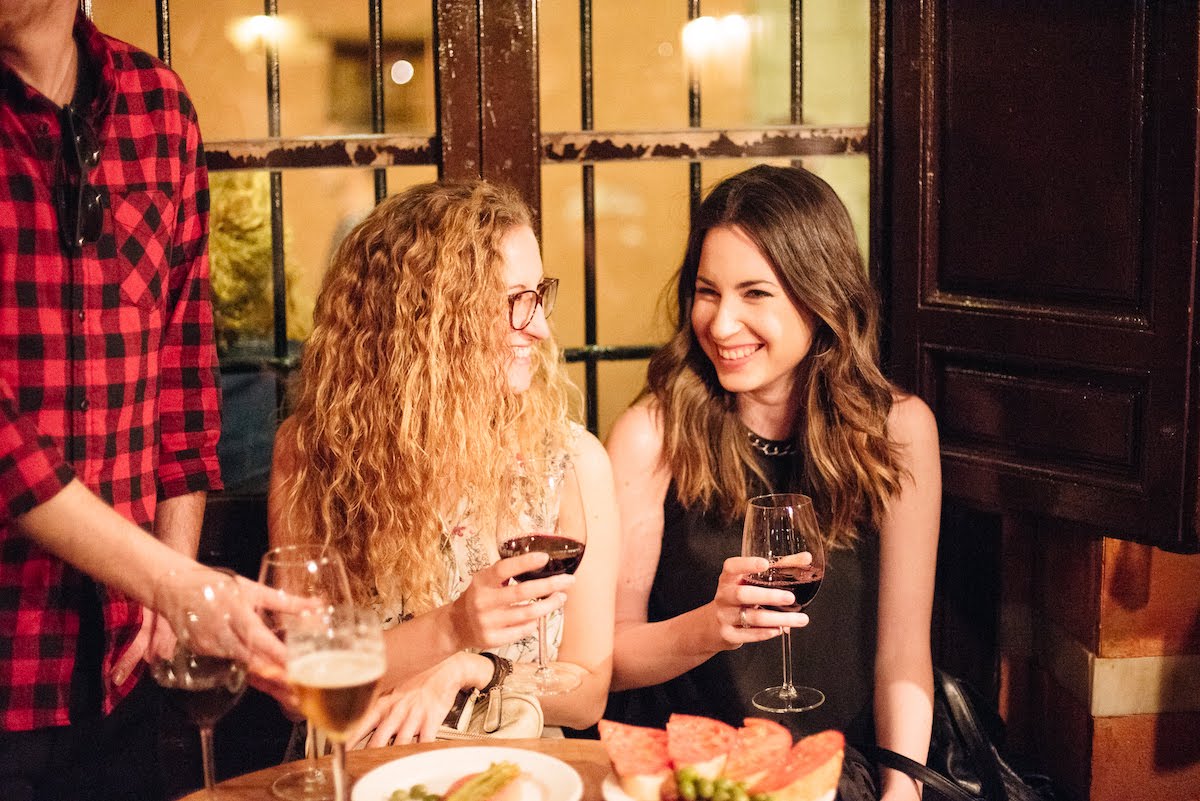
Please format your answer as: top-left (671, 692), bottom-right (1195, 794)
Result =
top-left (746, 430), bottom-right (797, 457)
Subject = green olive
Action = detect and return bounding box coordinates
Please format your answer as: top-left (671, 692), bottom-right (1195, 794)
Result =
top-left (697, 777), bottom-right (715, 799)
top-left (678, 778), bottom-right (698, 801)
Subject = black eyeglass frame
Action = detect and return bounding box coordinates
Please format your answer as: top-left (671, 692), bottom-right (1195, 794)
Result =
top-left (507, 277), bottom-right (558, 331)
top-left (56, 105), bottom-right (104, 254)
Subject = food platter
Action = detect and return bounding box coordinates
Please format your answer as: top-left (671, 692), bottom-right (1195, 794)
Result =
top-left (352, 746), bottom-right (583, 801)
top-left (599, 773), bottom-right (834, 801)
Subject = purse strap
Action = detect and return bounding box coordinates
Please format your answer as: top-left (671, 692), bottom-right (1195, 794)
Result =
top-left (863, 745), bottom-right (980, 801)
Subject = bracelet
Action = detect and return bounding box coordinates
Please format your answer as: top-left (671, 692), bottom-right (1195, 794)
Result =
top-left (479, 651), bottom-right (512, 692)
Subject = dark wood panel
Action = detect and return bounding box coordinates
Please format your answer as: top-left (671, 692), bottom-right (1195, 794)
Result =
top-left (931, 352), bottom-right (1144, 480)
top-left (478, 0), bottom-right (542, 228)
top-left (434, 0), bottom-right (482, 180)
top-left (937, 1), bottom-right (1144, 308)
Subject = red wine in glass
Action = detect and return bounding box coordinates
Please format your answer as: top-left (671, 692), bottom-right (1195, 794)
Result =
top-left (496, 455), bottom-right (586, 696)
top-left (498, 534), bottom-right (586, 580)
top-left (741, 493), bottom-right (827, 714)
top-left (742, 565), bottom-right (823, 612)
top-left (152, 653), bottom-right (248, 728)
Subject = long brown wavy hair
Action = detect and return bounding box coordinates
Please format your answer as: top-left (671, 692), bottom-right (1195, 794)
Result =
top-left (279, 180), bottom-right (573, 611)
top-left (647, 165), bottom-right (903, 548)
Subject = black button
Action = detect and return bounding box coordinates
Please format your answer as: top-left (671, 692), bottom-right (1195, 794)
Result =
top-left (78, 398), bottom-right (89, 412)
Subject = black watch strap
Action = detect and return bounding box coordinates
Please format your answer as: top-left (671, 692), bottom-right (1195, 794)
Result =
top-left (478, 652), bottom-right (512, 734)
top-left (479, 651), bottom-right (511, 692)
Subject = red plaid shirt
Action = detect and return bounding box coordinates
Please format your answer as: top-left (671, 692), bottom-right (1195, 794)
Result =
top-left (0, 14), bottom-right (223, 730)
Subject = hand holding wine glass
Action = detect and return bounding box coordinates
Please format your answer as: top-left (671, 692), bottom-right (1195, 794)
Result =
top-left (285, 605), bottom-right (385, 801)
top-left (148, 568), bottom-right (249, 797)
top-left (741, 493), bottom-right (826, 713)
top-left (494, 454), bottom-right (587, 695)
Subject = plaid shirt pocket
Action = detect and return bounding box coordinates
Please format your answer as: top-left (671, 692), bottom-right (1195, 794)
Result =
top-left (111, 188), bottom-right (175, 309)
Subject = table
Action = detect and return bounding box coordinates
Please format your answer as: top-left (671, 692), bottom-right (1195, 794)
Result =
top-left (179, 738), bottom-right (612, 801)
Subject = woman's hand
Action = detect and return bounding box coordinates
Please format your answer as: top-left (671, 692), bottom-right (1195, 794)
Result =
top-left (447, 552), bottom-right (574, 650)
top-left (709, 555), bottom-right (811, 649)
top-left (346, 652), bottom-right (492, 748)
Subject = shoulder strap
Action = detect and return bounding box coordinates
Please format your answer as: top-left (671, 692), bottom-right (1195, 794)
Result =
top-left (862, 745), bottom-right (980, 801)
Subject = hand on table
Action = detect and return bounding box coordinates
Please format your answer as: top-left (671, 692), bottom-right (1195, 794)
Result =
top-left (346, 652), bottom-right (492, 748)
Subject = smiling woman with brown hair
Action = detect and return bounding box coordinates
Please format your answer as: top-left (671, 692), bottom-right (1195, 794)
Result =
top-left (605, 165), bottom-right (941, 801)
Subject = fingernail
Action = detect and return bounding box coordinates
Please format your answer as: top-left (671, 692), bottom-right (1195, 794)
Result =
top-left (112, 671), bottom-right (124, 686)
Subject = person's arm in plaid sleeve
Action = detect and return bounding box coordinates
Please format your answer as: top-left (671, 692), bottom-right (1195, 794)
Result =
top-left (155, 91), bottom-right (222, 504)
top-left (17, 480), bottom-right (292, 672)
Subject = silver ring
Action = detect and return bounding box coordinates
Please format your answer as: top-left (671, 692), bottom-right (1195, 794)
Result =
top-left (738, 608), bottom-right (749, 628)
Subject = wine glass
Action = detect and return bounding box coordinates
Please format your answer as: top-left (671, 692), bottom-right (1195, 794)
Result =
top-left (148, 568), bottom-right (249, 797)
top-left (259, 546), bottom-right (353, 801)
top-left (741, 493), bottom-right (827, 713)
top-left (495, 455), bottom-right (587, 695)
top-left (285, 605), bottom-right (385, 801)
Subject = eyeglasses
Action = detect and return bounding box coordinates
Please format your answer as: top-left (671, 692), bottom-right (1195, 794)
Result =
top-left (507, 277), bottom-right (558, 330)
top-left (55, 105), bottom-right (104, 254)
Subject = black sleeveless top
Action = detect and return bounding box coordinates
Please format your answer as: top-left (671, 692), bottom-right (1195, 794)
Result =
top-left (605, 451), bottom-right (880, 747)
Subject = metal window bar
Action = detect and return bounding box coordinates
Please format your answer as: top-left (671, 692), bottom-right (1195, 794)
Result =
top-left (688, 0), bottom-right (702, 215)
top-left (369, 0), bottom-right (388, 204)
top-left (580, 0), bottom-right (599, 431)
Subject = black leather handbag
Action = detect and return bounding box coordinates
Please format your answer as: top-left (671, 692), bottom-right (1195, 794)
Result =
top-left (863, 670), bottom-right (1056, 801)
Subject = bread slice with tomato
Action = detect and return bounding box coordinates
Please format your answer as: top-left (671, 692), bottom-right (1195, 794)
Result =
top-left (721, 718), bottom-right (793, 789)
top-left (666, 714), bottom-right (738, 780)
top-left (749, 730), bottom-right (844, 801)
top-left (599, 719), bottom-right (673, 801)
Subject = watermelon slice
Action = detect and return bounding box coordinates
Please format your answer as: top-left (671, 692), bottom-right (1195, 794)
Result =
top-left (599, 719), bottom-right (672, 801)
top-left (722, 718), bottom-right (793, 787)
top-left (751, 730), bottom-right (844, 801)
top-left (666, 714), bottom-right (738, 780)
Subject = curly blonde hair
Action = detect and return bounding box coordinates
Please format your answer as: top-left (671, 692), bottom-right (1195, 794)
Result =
top-left (648, 165), bottom-right (904, 548)
top-left (280, 180), bottom-right (573, 611)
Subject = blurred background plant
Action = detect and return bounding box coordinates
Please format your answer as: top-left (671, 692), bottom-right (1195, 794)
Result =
top-left (208, 171), bottom-right (311, 352)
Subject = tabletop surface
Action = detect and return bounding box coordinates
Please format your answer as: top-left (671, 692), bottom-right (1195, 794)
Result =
top-left (178, 738), bottom-right (612, 801)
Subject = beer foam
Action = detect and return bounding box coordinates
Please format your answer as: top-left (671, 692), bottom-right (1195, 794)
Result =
top-left (288, 650), bottom-right (385, 688)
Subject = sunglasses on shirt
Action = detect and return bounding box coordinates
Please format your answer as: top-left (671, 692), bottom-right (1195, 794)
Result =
top-left (55, 105), bottom-right (104, 254)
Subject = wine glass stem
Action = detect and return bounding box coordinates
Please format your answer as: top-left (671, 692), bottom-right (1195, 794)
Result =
top-left (778, 627), bottom-right (796, 697)
top-left (331, 741), bottom-right (348, 801)
top-left (200, 725), bottom-right (217, 793)
top-left (535, 612), bottom-right (550, 673)
top-left (304, 720), bottom-right (323, 779)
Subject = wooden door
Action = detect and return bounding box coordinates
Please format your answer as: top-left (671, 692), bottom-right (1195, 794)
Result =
top-left (882, 0), bottom-right (1200, 553)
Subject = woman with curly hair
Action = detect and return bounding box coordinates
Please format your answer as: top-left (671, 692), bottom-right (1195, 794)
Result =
top-left (269, 180), bottom-right (619, 742)
top-left (605, 165), bottom-right (940, 801)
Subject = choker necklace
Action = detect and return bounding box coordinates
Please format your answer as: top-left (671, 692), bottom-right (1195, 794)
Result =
top-left (746, 430), bottom-right (797, 457)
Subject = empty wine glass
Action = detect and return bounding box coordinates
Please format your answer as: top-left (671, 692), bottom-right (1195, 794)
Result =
top-left (741, 493), bottom-right (826, 713)
top-left (259, 545), bottom-right (353, 801)
top-left (495, 455), bottom-right (587, 695)
top-left (148, 568), bottom-right (249, 797)
top-left (285, 605), bottom-right (385, 801)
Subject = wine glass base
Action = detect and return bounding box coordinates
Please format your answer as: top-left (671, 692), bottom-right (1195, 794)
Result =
top-left (271, 768), bottom-right (335, 801)
top-left (751, 684), bottom-right (825, 714)
top-left (504, 661), bottom-right (584, 696)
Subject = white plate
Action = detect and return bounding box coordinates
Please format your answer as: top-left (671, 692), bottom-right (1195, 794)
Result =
top-left (600, 773), bottom-right (835, 801)
top-left (352, 745), bottom-right (584, 801)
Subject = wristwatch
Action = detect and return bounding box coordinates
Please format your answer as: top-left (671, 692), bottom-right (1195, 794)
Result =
top-left (479, 652), bottom-right (512, 734)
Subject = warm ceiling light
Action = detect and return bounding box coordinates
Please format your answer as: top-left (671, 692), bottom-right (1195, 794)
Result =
top-left (227, 14), bottom-right (291, 54)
